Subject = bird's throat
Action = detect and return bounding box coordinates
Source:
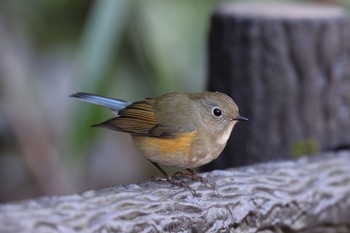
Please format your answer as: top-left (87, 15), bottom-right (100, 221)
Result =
top-left (216, 123), bottom-right (235, 145)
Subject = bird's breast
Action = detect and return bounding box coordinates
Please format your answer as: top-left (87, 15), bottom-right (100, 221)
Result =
top-left (132, 131), bottom-right (198, 168)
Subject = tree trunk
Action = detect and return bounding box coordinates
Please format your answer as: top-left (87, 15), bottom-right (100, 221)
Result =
top-left (206, 2), bottom-right (350, 170)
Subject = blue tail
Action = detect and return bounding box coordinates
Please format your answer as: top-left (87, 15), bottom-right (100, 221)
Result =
top-left (70, 92), bottom-right (130, 111)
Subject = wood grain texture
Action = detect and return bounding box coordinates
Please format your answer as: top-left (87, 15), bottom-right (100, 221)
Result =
top-left (0, 151), bottom-right (350, 233)
top-left (206, 2), bottom-right (350, 169)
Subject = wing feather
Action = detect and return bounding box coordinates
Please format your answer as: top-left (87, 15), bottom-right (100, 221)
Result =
top-left (94, 100), bottom-right (195, 138)
top-left (94, 101), bottom-right (165, 137)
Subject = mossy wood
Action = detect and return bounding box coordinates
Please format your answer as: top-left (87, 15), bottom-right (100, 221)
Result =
top-left (0, 151), bottom-right (350, 233)
top-left (206, 2), bottom-right (350, 169)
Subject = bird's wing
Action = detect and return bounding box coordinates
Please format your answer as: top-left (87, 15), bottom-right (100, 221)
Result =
top-left (93, 100), bottom-right (194, 138)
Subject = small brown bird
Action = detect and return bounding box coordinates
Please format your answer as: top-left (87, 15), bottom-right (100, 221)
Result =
top-left (71, 91), bottom-right (247, 194)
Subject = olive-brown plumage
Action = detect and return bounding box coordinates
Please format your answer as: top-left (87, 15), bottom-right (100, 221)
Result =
top-left (70, 91), bottom-right (247, 194)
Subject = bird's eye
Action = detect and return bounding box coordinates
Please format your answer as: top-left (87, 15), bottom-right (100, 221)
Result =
top-left (212, 107), bottom-right (222, 117)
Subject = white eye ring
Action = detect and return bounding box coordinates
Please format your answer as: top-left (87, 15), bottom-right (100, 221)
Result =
top-left (212, 107), bottom-right (222, 117)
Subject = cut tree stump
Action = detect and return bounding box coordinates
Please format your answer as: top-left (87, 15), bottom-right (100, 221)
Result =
top-left (206, 2), bottom-right (350, 169)
top-left (0, 150), bottom-right (350, 233)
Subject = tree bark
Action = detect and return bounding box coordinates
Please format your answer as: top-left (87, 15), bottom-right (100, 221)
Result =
top-left (206, 2), bottom-right (350, 169)
top-left (0, 151), bottom-right (350, 233)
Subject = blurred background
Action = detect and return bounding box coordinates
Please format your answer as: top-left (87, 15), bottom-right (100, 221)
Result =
top-left (0, 0), bottom-right (349, 203)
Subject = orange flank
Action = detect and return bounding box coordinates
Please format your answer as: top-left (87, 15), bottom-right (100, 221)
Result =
top-left (142, 131), bottom-right (197, 156)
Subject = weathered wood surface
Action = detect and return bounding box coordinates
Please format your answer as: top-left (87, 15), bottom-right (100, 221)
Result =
top-left (206, 2), bottom-right (350, 170)
top-left (0, 150), bottom-right (350, 233)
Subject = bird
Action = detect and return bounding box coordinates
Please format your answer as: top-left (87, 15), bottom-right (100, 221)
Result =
top-left (70, 91), bottom-right (247, 195)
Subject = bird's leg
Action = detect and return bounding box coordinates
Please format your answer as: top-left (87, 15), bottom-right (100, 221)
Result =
top-left (149, 161), bottom-right (198, 196)
top-left (174, 169), bottom-right (211, 184)
top-left (149, 160), bottom-right (168, 177)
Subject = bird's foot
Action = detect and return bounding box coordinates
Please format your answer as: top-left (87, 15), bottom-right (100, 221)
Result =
top-left (148, 161), bottom-right (199, 196)
top-left (174, 169), bottom-right (218, 194)
top-left (166, 176), bottom-right (199, 197)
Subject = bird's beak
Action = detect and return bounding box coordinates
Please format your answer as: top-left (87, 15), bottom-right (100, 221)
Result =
top-left (233, 115), bottom-right (249, 121)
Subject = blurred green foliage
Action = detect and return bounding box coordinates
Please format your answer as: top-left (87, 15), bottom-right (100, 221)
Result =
top-left (291, 138), bottom-right (320, 158)
top-left (3, 0), bottom-right (90, 47)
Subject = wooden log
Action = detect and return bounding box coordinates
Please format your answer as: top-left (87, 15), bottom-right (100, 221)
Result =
top-left (0, 150), bottom-right (350, 233)
top-left (206, 2), bottom-right (350, 169)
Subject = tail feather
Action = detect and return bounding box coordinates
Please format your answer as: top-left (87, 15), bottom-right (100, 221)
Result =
top-left (70, 92), bottom-right (130, 111)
